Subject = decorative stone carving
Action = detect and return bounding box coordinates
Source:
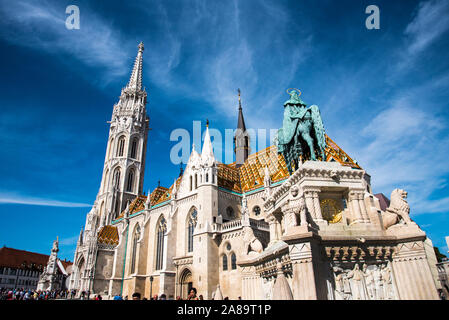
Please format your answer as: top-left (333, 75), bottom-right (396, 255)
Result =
top-left (330, 261), bottom-right (397, 300)
top-left (290, 185), bottom-right (299, 197)
top-left (382, 188), bottom-right (413, 229)
top-left (243, 227), bottom-right (264, 258)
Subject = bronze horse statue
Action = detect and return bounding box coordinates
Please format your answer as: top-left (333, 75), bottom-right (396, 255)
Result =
top-left (275, 89), bottom-right (326, 174)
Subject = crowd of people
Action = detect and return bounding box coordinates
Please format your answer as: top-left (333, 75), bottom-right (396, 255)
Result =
top-left (119, 288), bottom-right (237, 300)
top-left (0, 288), bottom-right (104, 300)
top-left (1, 287), bottom-right (237, 300)
top-left (0, 287), bottom-right (71, 300)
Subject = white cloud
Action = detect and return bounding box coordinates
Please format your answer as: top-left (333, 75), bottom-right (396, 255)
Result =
top-left (0, 192), bottom-right (91, 208)
top-left (345, 94), bottom-right (449, 216)
top-left (0, 0), bottom-right (135, 84)
top-left (59, 235), bottom-right (79, 246)
top-left (405, 0), bottom-right (449, 54)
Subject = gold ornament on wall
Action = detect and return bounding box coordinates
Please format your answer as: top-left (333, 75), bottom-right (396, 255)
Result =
top-left (320, 199), bottom-right (342, 224)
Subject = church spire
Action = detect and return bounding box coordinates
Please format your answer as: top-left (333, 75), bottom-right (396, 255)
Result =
top-left (237, 88), bottom-right (246, 131)
top-left (234, 89), bottom-right (250, 167)
top-left (201, 121), bottom-right (216, 166)
top-left (126, 42), bottom-right (144, 91)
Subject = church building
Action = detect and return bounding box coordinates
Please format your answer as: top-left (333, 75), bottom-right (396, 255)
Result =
top-left (69, 43), bottom-right (440, 300)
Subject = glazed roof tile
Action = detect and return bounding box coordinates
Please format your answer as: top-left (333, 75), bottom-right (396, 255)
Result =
top-left (97, 225), bottom-right (119, 246)
top-left (112, 135), bottom-right (360, 216)
top-left (217, 134), bottom-right (361, 193)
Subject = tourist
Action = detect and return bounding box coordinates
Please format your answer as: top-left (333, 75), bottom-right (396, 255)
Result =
top-left (132, 292), bottom-right (141, 300)
top-left (159, 293), bottom-right (166, 300)
top-left (187, 288), bottom-right (198, 300)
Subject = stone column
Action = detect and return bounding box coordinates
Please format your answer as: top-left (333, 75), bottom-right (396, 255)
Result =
top-left (304, 190), bottom-right (316, 219)
top-left (281, 201), bottom-right (297, 235)
top-left (348, 190), bottom-right (364, 223)
top-left (392, 240), bottom-right (439, 300)
top-left (288, 241), bottom-right (318, 300)
top-left (266, 213), bottom-right (281, 246)
top-left (312, 190), bottom-right (324, 221)
top-left (358, 193), bottom-right (370, 222)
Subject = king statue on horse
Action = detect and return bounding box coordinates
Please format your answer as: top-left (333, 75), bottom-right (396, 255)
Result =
top-left (275, 89), bottom-right (327, 174)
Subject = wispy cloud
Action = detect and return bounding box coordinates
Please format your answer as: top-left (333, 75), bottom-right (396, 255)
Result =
top-left (59, 235), bottom-right (79, 246)
top-left (0, 192), bottom-right (91, 208)
top-left (405, 0), bottom-right (449, 55)
top-left (0, 0), bottom-right (134, 85)
top-left (347, 92), bottom-right (449, 215)
top-left (137, 0), bottom-right (311, 131)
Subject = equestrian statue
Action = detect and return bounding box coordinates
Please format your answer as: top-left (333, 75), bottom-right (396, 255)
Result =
top-left (275, 89), bottom-right (327, 174)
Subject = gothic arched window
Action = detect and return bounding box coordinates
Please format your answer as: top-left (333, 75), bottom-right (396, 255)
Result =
top-left (126, 169), bottom-right (134, 192)
top-left (190, 176), bottom-right (192, 191)
top-left (155, 216), bottom-right (167, 270)
top-left (222, 254), bottom-right (228, 271)
top-left (187, 209), bottom-right (198, 252)
top-left (113, 168), bottom-right (121, 189)
top-left (130, 224), bottom-right (141, 274)
top-left (206, 173), bottom-right (209, 183)
top-left (114, 198), bottom-right (120, 219)
top-left (117, 136), bottom-right (126, 157)
top-left (195, 174), bottom-right (198, 189)
top-left (130, 138), bottom-right (138, 159)
top-left (231, 252), bottom-right (237, 270)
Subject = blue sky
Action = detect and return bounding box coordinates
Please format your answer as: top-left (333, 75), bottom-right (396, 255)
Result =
top-left (0, 0), bottom-right (448, 261)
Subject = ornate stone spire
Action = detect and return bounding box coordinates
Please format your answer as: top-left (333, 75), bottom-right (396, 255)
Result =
top-left (236, 88), bottom-right (246, 131)
top-left (78, 228), bottom-right (84, 245)
top-left (201, 122), bottom-right (216, 166)
top-left (234, 89), bottom-right (250, 167)
top-left (126, 42), bottom-right (144, 91)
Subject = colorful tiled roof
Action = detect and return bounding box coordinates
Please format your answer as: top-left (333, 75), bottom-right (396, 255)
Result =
top-left (325, 135), bottom-right (361, 169)
top-left (217, 134), bottom-right (361, 193)
top-left (150, 176), bottom-right (182, 207)
top-left (111, 135), bottom-right (360, 213)
top-left (0, 247), bottom-right (72, 271)
top-left (116, 194), bottom-right (148, 220)
top-left (217, 163), bottom-right (241, 193)
top-left (150, 186), bottom-right (169, 205)
top-left (97, 225), bottom-right (119, 246)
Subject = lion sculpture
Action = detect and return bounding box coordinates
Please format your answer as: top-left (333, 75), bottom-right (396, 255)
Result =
top-left (381, 189), bottom-right (413, 229)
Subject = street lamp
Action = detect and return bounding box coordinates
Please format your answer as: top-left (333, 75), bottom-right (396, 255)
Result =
top-left (149, 276), bottom-right (154, 298)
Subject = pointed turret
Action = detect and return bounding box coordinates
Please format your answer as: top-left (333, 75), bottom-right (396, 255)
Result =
top-left (78, 228), bottom-right (84, 246)
top-left (126, 42), bottom-right (144, 92)
top-left (234, 89), bottom-right (250, 167)
top-left (237, 89), bottom-right (247, 131)
top-left (201, 120), bottom-right (216, 166)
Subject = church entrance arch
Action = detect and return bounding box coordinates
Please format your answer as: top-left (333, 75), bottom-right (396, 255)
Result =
top-left (179, 268), bottom-right (193, 299)
top-left (74, 256), bottom-right (85, 291)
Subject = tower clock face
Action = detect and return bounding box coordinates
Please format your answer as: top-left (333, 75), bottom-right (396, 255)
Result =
top-left (320, 199), bottom-right (342, 224)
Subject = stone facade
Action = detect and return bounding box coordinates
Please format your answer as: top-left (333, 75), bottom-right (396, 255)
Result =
top-left (69, 42), bottom-right (439, 300)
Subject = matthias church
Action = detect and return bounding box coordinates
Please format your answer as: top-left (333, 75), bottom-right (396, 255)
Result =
top-left (69, 43), bottom-right (440, 300)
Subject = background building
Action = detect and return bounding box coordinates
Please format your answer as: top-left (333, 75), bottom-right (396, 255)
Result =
top-left (0, 246), bottom-right (71, 291)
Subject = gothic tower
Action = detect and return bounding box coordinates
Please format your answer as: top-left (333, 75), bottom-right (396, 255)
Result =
top-left (234, 89), bottom-right (250, 167)
top-left (97, 42), bottom-right (149, 225)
